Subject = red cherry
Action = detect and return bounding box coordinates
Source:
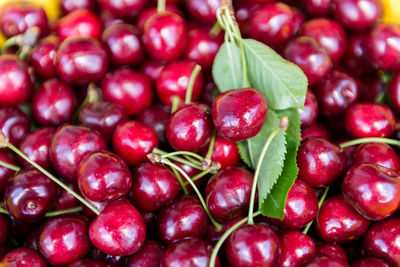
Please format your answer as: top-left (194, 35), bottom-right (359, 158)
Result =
top-left (29, 35), bottom-right (60, 80)
top-left (302, 255), bottom-right (348, 267)
top-left (0, 152), bottom-right (16, 196)
top-left (344, 34), bottom-right (375, 77)
top-left (353, 142), bottom-right (400, 171)
top-left (137, 105), bottom-right (170, 148)
top-left (140, 60), bottom-right (166, 82)
top-left (316, 243), bottom-right (348, 262)
top-left (351, 257), bottom-right (390, 267)
top-left (56, 9), bottom-right (102, 41)
top-left (299, 89), bottom-right (319, 128)
top-left (0, 106), bottom-right (31, 146)
top-left (126, 240), bottom-right (164, 267)
top-left (388, 72), bottom-right (400, 112)
top-left (137, 5), bottom-right (183, 32)
top-left (278, 230), bottom-right (316, 267)
top-left (185, 0), bottom-right (221, 25)
top-left (0, 247), bottom-right (47, 267)
top-left (204, 135), bottom-right (240, 168)
top-left (305, 0), bottom-right (332, 17)
top-left (61, 0), bottom-right (97, 14)
top-left (98, 0), bottom-right (146, 19)
top-left (301, 124), bottom-right (331, 141)
top-left (69, 259), bottom-right (107, 267)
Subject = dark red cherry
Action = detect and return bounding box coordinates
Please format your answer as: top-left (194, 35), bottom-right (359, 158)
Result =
top-left (98, 0), bottom-right (145, 19)
top-left (53, 181), bottom-right (80, 211)
top-left (0, 215), bottom-right (8, 246)
top-left (157, 195), bottom-right (209, 244)
top-left (388, 72), bottom-right (400, 113)
top-left (19, 127), bottom-right (55, 169)
top-left (32, 78), bottom-right (77, 126)
top-left (56, 9), bottom-right (102, 41)
top-left (351, 257), bottom-right (390, 267)
top-left (301, 124), bottom-right (331, 141)
top-left (0, 54), bottom-right (34, 106)
top-left (126, 240), bottom-right (164, 267)
top-left (201, 79), bottom-right (219, 107)
top-left (305, 0), bottom-right (332, 17)
top-left (283, 37), bottom-right (332, 86)
top-left (185, 0), bottom-right (221, 25)
top-left (205, 166), bottom-right (253, 222)
top-left (303, 255), bottom-right (349, 267)
top-left (299, 89), bottom-right (319, 128)
top-left (278, 230), bottom-right (316, 267)
top-left (137, 105), bottom-right (170, 147)
top-left (39, 216), bottom-right (91, 265)
top-left (342, 163), bottom-right (400, 220)
top-left (0, 2), bottom-right (47, 37)
top-left (0, 152), bottom-right (16, 196)
top-left (140, 60), bottom-right (166, 82)
top-left (363, 218), bottom-right (400, 266)
top-left (359, 76), bottom-right (385, 102)
top-left (112, 121), bottom-right (158, 166)
top-left (316, 243), bottom-right (348, 262)
top-left (166, 103), bottom-right (212, 152)
top-left (206, 216), bottom-right (244, 245)
top-left (101, 68), bottom-right (153, 116)
top-left (137, 5), bottom-right (183, 32)
top-left (0, 247), bottom-right (47, 267)
top-left (344, 34), bottom-right (375, 77)
top-left (204, 135), bottom-right (240, 168)
top-left (226, 224), bottom-right (280, 267)
top-left (50, 124), bottom-right (107, 181)
top-left (345, 103), bottom-right (395, 138)
top-left (89, 199), bottom-right (146, 256)
top-left (212, 88), bottom-right (268, 141)
top-left (69, 259), bottom-right (107, 267)
top-left (156, 60), bottom-right (204, 106)
top-left (235, 0), bottom-right (262, 36)
top-left (29, 35), bottom-right (60, 79)
top-left (353, 142), bottom-right (400, 171)
top-left (55, 37), bottom-right (108, 85)
top-left (142, 12), bottom-right (187, 61)
top-left (130, 163), bottom-right (180, 212)
top-left (332, 0), bottom-right (383, 31)
top-left (61, 0), bottom-right (96, 14)
top-left (297, 137), bottom-right (346, 187)
top-left (0, 106), bottom-right (30, 146)
top-left (316, 70), bottom-right (359, 117)
top-left (102, 23), bottom-right (143, 66)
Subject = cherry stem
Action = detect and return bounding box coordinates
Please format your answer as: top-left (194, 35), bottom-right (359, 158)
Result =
top-left (161, 150), bottom-right (205, 162)
top-left (340, 137), bottom-right (400, 149)
top-left (157, 0), bottom-right (166, 12)
top-left (0, 160), bottom-right (20, 172)
top-left (183, 169), bottom-right (211, 186)
top-left (185, 64), bottom-right (202, 104)
top-left (44, 206), bottom-right (83, 217)
top-left (162, 158), bottom-right (223, 231)
top-left (1, 36), bottom-right (19, 52)
top-left (170, 96), bottom-right (181, 114)
top-left (205, 129), bottom-right (217, 161)
top-left (209, 22), bottom-right (221, 37)
top-left (303, 186), bottom-right (329, 234)
top-left (153, 148), bottom-right (204, 171)
top-left (73, 83), bottom-right (101, 121)
top-left (209, 210), bottom-right (261, 267)
top-left (183, 155), bottom-right (201, 165)
top-left (170, 166), bottom-right (189, 195)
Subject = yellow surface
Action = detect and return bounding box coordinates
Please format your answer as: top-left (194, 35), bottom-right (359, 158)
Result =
top-left (382, 0), bottom-right (400, 24)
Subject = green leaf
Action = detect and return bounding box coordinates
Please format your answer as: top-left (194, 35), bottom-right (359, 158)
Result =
top-left (237, 142), bottom-right (252, 168)
top-left (242, 39), bottom-right (308, 110)
top-left (212, 42), bottom-right (243, 92)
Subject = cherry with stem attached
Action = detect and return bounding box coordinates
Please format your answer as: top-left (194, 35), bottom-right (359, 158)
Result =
top-left (302, 186), bottom-right (329, 234)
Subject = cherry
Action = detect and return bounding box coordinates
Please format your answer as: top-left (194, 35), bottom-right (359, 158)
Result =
top-left (137, 6), bottom-right (184, 32)
top-left (332, 0), bottom-right (383, 31)
top-left (0, 54), bottom-right (34, 106)
top-left (50, 124), bottom-right (107, 181)
top-left (301, 124), bottom-right (331, 141)
top-left (226, 224), bottom-right (280, 267)
top-left (316, 243), bottom-right (348, 262)
top-left (303, 255), bottom-right (349, 267)
top-left (130, 162), bottom-right (180, 212)
top-left (299, 89), bottom-right (319, 128)
top-left (363, 218), bottom-right (400, 266)
top-left (283, 37), bottom-right (332, 86)
top-left (61, 0), bottom-right (97, 14)
top-left (157, 195), bottom-right (209, 244)
top-left (388, 72), bottom-right (400, 113)
top-left (235, 0), bottom-right (262, 36)
top-left (351, 257), bottom-right (390, 267)
top-left (204, 135), bottom-right (240, 168)
top-left (161, 238), bottom-right (220, 267)
top-left (297, 137), bottom-right (346, 187)
top-left (345, 103), bottom-right (395, 138)
top-left (140, 60), bottom-right (166, 82)
top-left (0, 2), bottom-right (47, 37)
top-left (359, 77), bottom-right (385, 102)
top-left (89, 199), bottom-right (146, 256)
top-left (101, 68), bottom-right (153, 116)
top-left (56, 9), bottom-right (102, 41)
top-left (142, 12), bottom-right (187, 61)
top-left (353, 142), bottom-right (400, 171)
top-left (55, 37), bottom-right (108, 85)
top-left (39, 216), bottom-right (91, 265)
top-left (0, 152), bottom-right (17, 196)
top-left (0, 247), bottom-right (47, 266)
top-left (206, 216), bottom-right (244, 245)
top-left (89, 247), bottom-right (127, 267)
top-left (344, 34), bottom-right (375, 78)
top-left (156, 60), bottom-right (204, 106)
top-left (102, 23), bottom-right (143, 66)
top-left (112, 121), bottom-right (158, 166)
top-left (69, 259), bottom-right (108, 267)
top-left (53, 181), bottom-right (80, 211)
top-left (137, 105), bottom-right (170, 147)
top-left (166, 103), bottom-right (212, 152)
top-left (29, 35), bottom-right (60, 80)
top-left (0, 106), bottom-right (31, 146)
top-left (212, 88), bottom-right (268, 141)
top-left (185, 0), bottom-right (221, 25)
top-left (304, 0), bottom-right (332, 17)
top-left (32, 78), bottom-right (77, 126)
top-left (98, 0), bottom-right (146, 19)
top-left (0, 215), bottom-right (8, 246)
top-left (278, 230), bottom-right (316, 267)
top-left (201, 79), bottom-right (219, 107)
top-left (126, 240), bottom-right (164, 267)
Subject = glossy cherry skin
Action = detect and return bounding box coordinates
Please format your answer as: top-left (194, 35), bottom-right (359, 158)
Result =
top-left (212, 88), bottom-right (268, 141)
top-left (50, 124), bottom-right (106, 181)
top-left (53, 181), bottom-right (80, 211)
top-left (0, 152), bottom-right (17, 196)
top-left (137, 105), bottom-right (170, 147)
top-left (301, 124), bottom-right (331, 141)
top-left (206, 216), bottom-right (245, 245)
top-left (299, 89), bottom-right (319, 128)
top-left (205, 166), bottom-right (253, 222)
top-left (345, 103), bottom-right (395, 138)
top-left (0, 247), bottom-right (47, 267)
top-left (101, 68), bottom-right (153, 116)
top-left (342, 163), bottom-right (400, 220)
top-left (137, 6), bottom-right (183, 32)
top-left (305, 0), bottom-right (332, 16)
top-left (344, 34), bottom-right (375, 77)
top-left (0, 54), bottom-right (33, 106)
top-left (56, 9), bottom-right (102, 41)
top-left (204, 135), bottom-right (240, 168)
top-left (332, 0), bottom-right (383, 31)
top-left (316, 243), bottom-right (348, 261)
top-left (283, 37), bottom-right (332, 86)
top-left (130, 163), bottom-right (180, 212)
top-left (69, 259), bottom-right (108, 267)
top-left (156, 61), bottom-right (204, 106)
top-left (388, 72), bottom-right (400, 112)
top-left (89, 199), bottom-right (146, 256)
top-left (297, 137), bottom-right (346, 187)
top-left (166, 103), bottom-right (212, 152)
top-left (353, 143), bottom-right (400, 171)
top-left (316, 70), bottom-right (359, 117)
top-left (29, 35), bottom-right (60, 79)
top-left (112, 121), bottom-right (158, 166)
top-left (126, 240), bottom-right (164, 267)
top-left (142, 12), bottom-right (187, 61)
top-left (226, 224), bottom-right (280, 267)
top-left (79, 102), bottom-right (128, 141)
top-left (351, 257), bottom-right (390, 267)
top-left (61, 0), bottom-right (96, 14)
top-left (39, 216), bottom-right (91, 265)
top-left (98, 0), bottom-right (146, 19)
top-left (185, 0), bottom-right (221, 25)
top-left (235, 0), bottom-right (262, 36)
top-left (102, 23), bottom-right (143, 66)
top-left (157, 196), bottom-right (209, 244)
top-left (0, 2), bottom-right (47, 37)
top-left (303, 255), bottom-right (349, 267)
top-left (56, 37), bottom-right (108, 85)
top-left (32, 79), bottom-right (77, 126)
top-left (0, 106), bottom-right (30, 146)
top-left (140, 60), bottom-right (166, 82)
top-left (366, 23), bottom-right (400, 72)
top-left (0, 215), bottom-right (8, 246)
top-left (363, 218), bottom-right (400, 266)
top-left (278, 230), bottom-right (316, 267)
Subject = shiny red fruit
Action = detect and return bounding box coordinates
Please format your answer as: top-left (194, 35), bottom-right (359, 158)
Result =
top-left (278, 230), bottom-right (316, 267)
top-left (0, 106), bottom-right (31, 146)
top-left (0, 247), bottom-right (47, 267)
top-left (204, 135), bottom-right (240, 168)
top-left (353, 142), bottom-right (400, 171)
top-left (126, 240), bottom-right (164, 267)
top-left (29, 35), bottom-right (60, 79)
top-left (98, 0), bottom-right (146, 19)
top-left (56, 9), bottom-right (102, 40)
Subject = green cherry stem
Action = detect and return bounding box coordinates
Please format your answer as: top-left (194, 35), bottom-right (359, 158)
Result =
top-left (0, 207), bottom-right (8, 215)
top-left (161, 150), bottom-right (205, 162)
top-left (183, 169), bottom-right (211, 186)
top-left (73, 83), bottom-right (101, 121)
top-left (185, 64), bottom-right (202, 104)
top-left (153, 148), bottom-right (204, 171)
top-left (157, 0), bottom-right (166, 12)
top-left (303, 186), bottom-right (329, 235)
top-left (205, 129), bottom-right (217, 161)
top-left (44, 206), bottom-right (83, 217)
top-left (339, 137), bottom-right (400, 149)
top-left (248, 117), bottom-right (289, 225)
top-left (169, 166), bottom-right (189, 195)
top-left (0, 160), bottom-right (20, 172)
top-left (170, 96), bottom-right (181, 114)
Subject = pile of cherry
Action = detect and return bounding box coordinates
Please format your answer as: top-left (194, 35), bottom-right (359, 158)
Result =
top-left (0, 0), bottom-right (400, 266)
